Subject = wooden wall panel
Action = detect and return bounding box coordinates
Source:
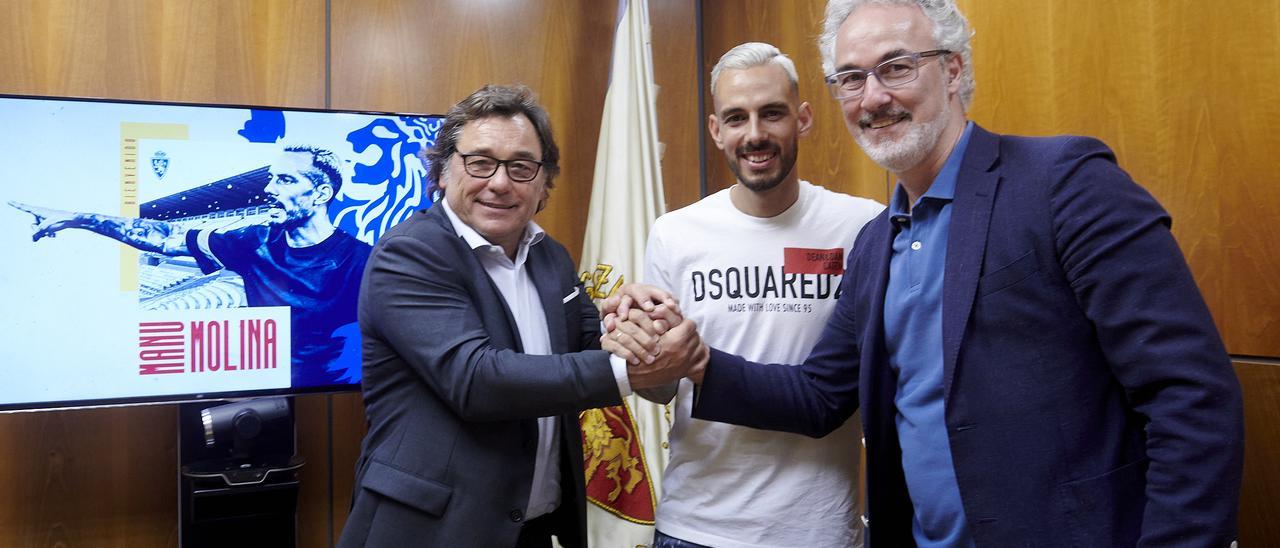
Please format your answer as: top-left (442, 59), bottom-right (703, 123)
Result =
top-left (326, 392), bottom-right (369, 543)
top-left (294, 394), bottom-right (334, 548)
top-left (0, 0), bottom-right (326, 106)
top-left (957, 0), bottom-right (1280, 357)
top-left (291, 392), bottom-right (367, 547)
top-left (650, 0), bottom-right (704, 211)
top-left (700, 0), bottom-right (892, 204)
top-left (1179, 2), bottom-right (1280, 357)
top-left (0, 407), bottom-right (179, 547)
top-left (1234, 360), bottom-right (1280, 546)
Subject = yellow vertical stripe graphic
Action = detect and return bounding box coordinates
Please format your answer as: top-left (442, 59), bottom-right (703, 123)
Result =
top-left (119, 123), bottom-right (187, 291)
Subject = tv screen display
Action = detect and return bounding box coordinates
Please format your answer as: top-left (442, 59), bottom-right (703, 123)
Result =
top-left (0, 94), bottom-right (443, 411)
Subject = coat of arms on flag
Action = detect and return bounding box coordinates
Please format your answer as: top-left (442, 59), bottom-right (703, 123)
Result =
top-left (581, 404), bottom-right (656, 523)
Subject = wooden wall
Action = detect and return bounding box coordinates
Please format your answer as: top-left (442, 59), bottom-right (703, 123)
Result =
top-left (956, 0), bottom-right (1280, 359)
top-left (0, 0), bottom-right (1275, 546)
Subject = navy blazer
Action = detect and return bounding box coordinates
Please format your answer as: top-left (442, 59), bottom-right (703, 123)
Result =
top-left (339, 204), bottom-right (621, 547)
top-left (695, 125), bottom-right (1243, 547)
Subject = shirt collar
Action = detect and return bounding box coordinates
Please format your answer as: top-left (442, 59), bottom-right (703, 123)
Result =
top-left (889, 120), bottom-right (976, 217)
top-left (440, 198), bottom-right (545, 259)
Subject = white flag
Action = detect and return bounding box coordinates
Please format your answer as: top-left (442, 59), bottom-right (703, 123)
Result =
top-left (577, 0), bottom-right (669, 546)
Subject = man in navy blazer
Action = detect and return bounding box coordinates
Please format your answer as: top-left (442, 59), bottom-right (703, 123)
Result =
top-left (339, 85), bottom-right (705, 548)
top-left (610, 1), bottom-right (1244, 546)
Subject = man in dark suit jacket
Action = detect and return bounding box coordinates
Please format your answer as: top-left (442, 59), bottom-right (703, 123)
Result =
top-left (338, 85), bottom-right (705, 548)
top-left (608, 1), bottom-right (1243, 546)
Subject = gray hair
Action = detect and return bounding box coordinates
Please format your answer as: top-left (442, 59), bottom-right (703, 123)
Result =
top-left (819, 0), bottom-right (975, 108)
top-left (710, 42), bottom-right (800, 96)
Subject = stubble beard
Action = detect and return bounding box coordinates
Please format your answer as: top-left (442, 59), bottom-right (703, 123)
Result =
top-left (727, 142), bottom-right (796, 193)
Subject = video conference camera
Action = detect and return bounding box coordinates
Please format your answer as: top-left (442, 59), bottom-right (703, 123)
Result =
top-left (200, 397), bottom-right (290, 458)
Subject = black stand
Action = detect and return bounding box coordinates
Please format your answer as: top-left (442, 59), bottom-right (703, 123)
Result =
top-left (178, 398), bottom-right (302, 548)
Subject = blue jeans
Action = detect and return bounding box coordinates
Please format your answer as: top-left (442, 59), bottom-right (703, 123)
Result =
top-left (652, 530), bottom-right (712, 548)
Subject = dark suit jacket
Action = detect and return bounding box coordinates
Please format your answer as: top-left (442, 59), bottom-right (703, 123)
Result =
top-left (695, 124), bottom-right (1244, 547)
top-left (338, 204), bottom-right (621, 547)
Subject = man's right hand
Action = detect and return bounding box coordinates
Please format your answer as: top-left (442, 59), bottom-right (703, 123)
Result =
top-left (603, 305), bottom-right (678, 365)
top-left (602, 283), bottom-right (681, 332)
top-left (603, 306), bottom-right (708, 389)
top-left (8, 201), bottom-right (77, 241)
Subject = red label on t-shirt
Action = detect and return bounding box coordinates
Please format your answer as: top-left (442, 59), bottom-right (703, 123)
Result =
top-left (783, 247), bottom-right (844, 275)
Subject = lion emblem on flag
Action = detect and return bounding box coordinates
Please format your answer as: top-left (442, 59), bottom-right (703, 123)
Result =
top-left (580, 404), bottom-right (655, 522)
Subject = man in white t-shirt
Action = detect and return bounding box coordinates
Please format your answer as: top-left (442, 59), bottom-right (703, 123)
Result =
top-left (640, 42), bottom-right (884, 548)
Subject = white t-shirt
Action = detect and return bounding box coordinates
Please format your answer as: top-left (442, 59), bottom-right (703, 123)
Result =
top-left (645, 181), bottom-right (884, 548)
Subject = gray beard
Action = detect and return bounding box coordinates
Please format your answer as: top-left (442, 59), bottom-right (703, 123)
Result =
top-left (856, 97), bottom-right (951, 173)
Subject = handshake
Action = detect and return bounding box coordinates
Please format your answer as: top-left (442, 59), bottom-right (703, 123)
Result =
top-left (600, 283), bottom-right (708, 391)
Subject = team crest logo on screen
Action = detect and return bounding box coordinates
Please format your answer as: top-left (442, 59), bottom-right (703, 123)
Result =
top-left (151, 151), bottom-right (170, 180)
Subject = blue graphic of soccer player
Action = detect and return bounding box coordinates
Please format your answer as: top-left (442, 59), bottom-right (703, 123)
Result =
top-left (8, 145), bottom-right (371, 388)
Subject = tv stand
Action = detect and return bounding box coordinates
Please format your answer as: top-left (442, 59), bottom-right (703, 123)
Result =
top-left (178, 399), bottom-right (301, 547)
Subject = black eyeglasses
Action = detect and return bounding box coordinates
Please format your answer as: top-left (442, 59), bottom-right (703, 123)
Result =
top-left (824, 49), bottom-right (951, 100)
top-left (457, 152), bottom-right (544, 183)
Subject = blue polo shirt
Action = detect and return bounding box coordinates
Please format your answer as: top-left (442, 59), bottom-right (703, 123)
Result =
top-left (882, 121), bottom-right (976, 547)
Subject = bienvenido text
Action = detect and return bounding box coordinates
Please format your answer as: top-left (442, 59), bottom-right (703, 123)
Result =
top-left (138, 320), bottom-right (278, 375)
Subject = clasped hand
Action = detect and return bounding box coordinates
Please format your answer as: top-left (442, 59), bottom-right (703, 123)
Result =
top-left (600, 283), bottom-right (708, 389)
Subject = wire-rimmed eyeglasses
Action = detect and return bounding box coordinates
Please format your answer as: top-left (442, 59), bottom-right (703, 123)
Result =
top-left (824, 49), bottom-right (951, 100)
top-left (458, 152), bottom-right (544, 183)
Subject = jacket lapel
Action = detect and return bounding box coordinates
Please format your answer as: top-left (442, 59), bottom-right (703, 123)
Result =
top-left (941, 125), bottom-right (1001, 400)
top-left (864, 213), bottom-right (895, 381)
top-left (862, 211), bottom-right (898, 427)
top-left (425, 204), bottom-right (524, 351)
top-left (527, 242), bottom-right (569, 354)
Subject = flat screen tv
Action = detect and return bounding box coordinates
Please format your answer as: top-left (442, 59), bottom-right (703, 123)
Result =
top-left (0, 94), bottom-right (443, 411)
